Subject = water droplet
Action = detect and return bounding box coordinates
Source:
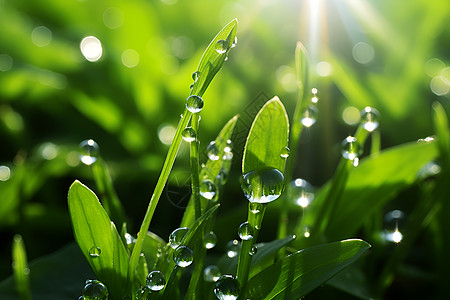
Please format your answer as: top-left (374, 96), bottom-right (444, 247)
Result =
top-left (222, 151), bottom-right (233, 161)
top-left (238, 222), bottom-right (253, 241)
top-left (204, 265), bottom-right (221, 282)
top-left (217, 169), bottom-right (228, 185)
top-left (207, 141), bottom-right (220, 161)
top-left (200, 180), bottom-right (217, 200)
top-left (303, 226), bottom-right (311, 238)
top-left (312, 88), bottom-right (318, 95)
top-left (186, 95), bottom-right (204, 113)
top-left (204, 231), bottom-right (217, 249)
top-left (182, 127), bottom-right (196, 142)
top-left (341, 136), bottom-right (362, 161)
top-left (288, 178), bottom-right (315, 208)
top-left (78, 296), bottom-right (84, 300)
top-left (190, 83), bottom-right (194, 90)
top-left (241, 168), bottom-right (285, 204)
top-left (301, 105), bottom-right (318, 127)
top-left (146, 270), bottom-right (166, 292)
top-left (231, 37), bottom-right (238, 48)
top-left (79, 139), bottom-right (99, 166)
top-left (417, 161), bottom-right (441, 179)
top-left (383, 210), bottom-right (405, 243)
top-left (169, 227), bottom-right (189, 249)
top-left (89, 246), bottom-right (101, 257)
top-left (215, 39), bottom-right (228, 54)
top-left (360, 107), bottom-right (379, 132)
top-left (125, 233), bottom-right (135, 245)
top-left (249, 202), bottom-right (263, 214)
top-left (83, 280), bottom-right (108, 300)
top-left (417, 136), bottom-right (435, 143)
top-left (226, 239), bottom-right (240, 258)
top-left (135, 286), bottom-right (149, 300)
top-left (249, 245), bottom-right (257, 256)
top-left (214, 275), bottom-right (240, 300)
top-left (173, 245), bottom-right (194, 267)
top-left (192, 71), bottom-right (200, 82)
top-left (224, 139), bottom-right (233, 152)
top-left (280, 147), bottom-right (290, 158)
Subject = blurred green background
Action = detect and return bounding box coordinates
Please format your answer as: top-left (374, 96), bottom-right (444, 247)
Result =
top-left (0, 0), bottom-right (449, 295)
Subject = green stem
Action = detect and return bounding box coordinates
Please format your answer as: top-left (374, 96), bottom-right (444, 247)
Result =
top-left (128, 109), bottom-right (192, 284)
top-left (236, 203), bottom-right (266, 288)
top-left (190, 113), bottom-right (202, 220)
top-left (370, 130), bottom-right (381, 156)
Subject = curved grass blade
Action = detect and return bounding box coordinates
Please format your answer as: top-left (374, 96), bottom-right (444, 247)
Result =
top-left (243, 239), bottom-right (371, 299)
top-left (12, 235), bottom-right (31, 300)
top-left (68, 180), bottom-right (129, 298)
top-left (242, 96), bottom-right (289, 174)
top-left (191, 19), bottom-right (237, 98)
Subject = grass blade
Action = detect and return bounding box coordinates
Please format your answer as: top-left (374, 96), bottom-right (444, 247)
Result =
top-left (12, 235), bottom-right (31, 300)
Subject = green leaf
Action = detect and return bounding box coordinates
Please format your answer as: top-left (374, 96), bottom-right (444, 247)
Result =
top-left (242, 96), bottom-right (289, 174)
top-left (432, 101), bottom-right (450, 167)
top-left (12, 235), bottom-right (31, 300)
top-left (243, 239), bottom-right (371, 299)
top-left (191, 19), bottom-right (237, 98)
top-left (68, 180), bottom-right (129, 298)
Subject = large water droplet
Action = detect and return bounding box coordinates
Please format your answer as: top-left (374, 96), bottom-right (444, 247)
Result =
top-left (83, 280), bottom-right (108, 300)
top-left (341, 136), bottom-right (362, 161)
top-left (182, 127), bottom-right (196, 142)
top-left (173, 245), bottom-right (194, 267)
top-left (288, 178), bottom-right (315, 208)
top-left (186, 95), bottom-right (204, 113)
top-left (204, 231), bottom-right (217, 249)
top-left (200, 180), bottom-right (217, 200)
top-left (146, 271), bottom-right (166, 292)
top-left (383, 210), bottom-right (405, 243)
top-left (360, 107), bottom-right (379, 132)
top-left (215, 39), bottom-right (228, 54)
top-left (207, 141), bottom-right (220, 161)
top-left (192, 71), bottom-right (200, 82)
top-left (238, 222), bottom-right (253, 241)
top-left (214, 275), bottom-right (240, 300)
top-left (204, 265), bottom-right (221, 282)
top-left (79, 139), bottom-right (99, 165)
top-left (280, 147), bottom-right (290, 158)
top-left (226, 239), bottom-right (240, 258)
top-left (169, 227), bottom-right (189, 249)
top-left (89, 246), bottom-right (101, 257)
top-left (241, 168), bottom-right (285, 204)
top-left (301, 105), bottom-right (318, 127)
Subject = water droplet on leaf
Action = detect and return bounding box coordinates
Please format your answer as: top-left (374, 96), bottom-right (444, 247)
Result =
top-left (186, 95), bottom-right (203, 113)
top-left (249, 202), bottom-right (263, 214)
top-left (238, 222), bottom-right (253, 240)
top-left (288, 178), bottom-right (314, 208)
top-left (79, 139), bottom-right (99, 165)
top-left (146, 270), bottom-right (166, 292)
top-left (207, 141), bottom-right (220, 160)
top-left (341, 136), bottom-right (362, 161)
top-left (226, 239), bottom-right (240, 258)
top-left (214, 275), bottom-right (240, 300)
top-left (280, 147), bottom-right (290, 158)
top-left (173, 245), bottom-right (194, 267)
top-left (200, 180), bottom-right (217, 200)
top-left (301, 105), bottom-right (318, 127)
top-left (241, 168), bottom-right (284, 204)
top-left (192, 71), bottom-right (200, 82)
top-left (215, 39), bottom-right (228, 54)
top-left (83, 280), bottom-right (108, 300)
top-left (249, 245), bottom-right (257, 256)
top-left (182, 127), bottom-right (196, 142)
top-left (89, 246), bottom-right (101, 257)
top-left (231, 37), bottom-right (238, 48)
top-left (204, 231), bottom-right (217, 249)
top-left (383, 210), bottom-right (405, 243)
top-left (204, 265), bottom-right (221, 282)
top-left (169, 227), bottom-right (189, 249)
top-left (360, 107), bottom-right (379, 132)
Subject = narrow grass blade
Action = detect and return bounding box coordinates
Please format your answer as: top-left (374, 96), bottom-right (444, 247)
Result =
top-left (68, 180), bottom-right (129, 298)
top-left (191, 19), bottom-right (237, 98)
top-left (12, 235), bottom-right (31, 300)
top-left (243, 239), bottom-right (371, 299)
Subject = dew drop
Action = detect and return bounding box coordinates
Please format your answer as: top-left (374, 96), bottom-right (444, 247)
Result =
top-left (200, 180), bottom-right (217, 200)
top-left (226, 239), bottom-right (240, 258)
top-left (214, 275), bottom-right (240, 300)
top-left (301, 105), bottom-right (318, 127)
top-left (222, 151), bottom-right (233, 161)
top-left (217, 169), bottom-right (228, 185)
top-left (204, 231), bottom-right (217, 249)
top-left (79, 139), bottom-right (99, 166)
top-left (135, 286), bottom-right (149, 300)
top-left (169, 227), bottom-right (189, 249)
top-left (238, 222), bottom-right (253, 241)
top-left (303, 226), bottom-right (311, 238)
top-left (231, 37), bottom-right (238, 48)
top-left (249, 202), bottom-right (263, 214)
top-left (173, 245), bottom-right (194, 267)
top-left (182, 127), bottom-right (196, 142)
top-left (241, 168), bottom-right (285, 204)
top-left (83, 280), bottom-right (108, 300)
top-left (207, 141), bottom-right (220, 161)
top-left (146, 270), bottom-right (166, 292)
top-left (249, 245), bottom-right (257, 256)
top-left (280, 147), bottom-right (290, 158)
top-left (78, 296), bottom-right (84, 300)
top-left (224, 139), bottom-right (233, 153)
top-left (215, 39), bottom-right (228, 54)
top-left (204, 265), bottom-right (221, 282)
top-left (186, 95), bottom-right (204, 113)
top-left (89, 246), bottom-right (101, 257)
top-left (341, 136), bottom-right (362, 161)
top-left (383, 210), bottom-right (405, 243)
top-left (192, 71), bottom-right (200, 82)
top-left (190, 83), bottom-right (194, 90)
top-left (360, 107), bottom-right (379, 132)
top-left (288, 178), bottom-right (314, 208)
top-left (312, 88), bottom-right (318, 95)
